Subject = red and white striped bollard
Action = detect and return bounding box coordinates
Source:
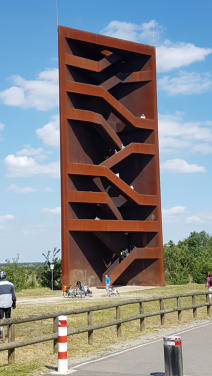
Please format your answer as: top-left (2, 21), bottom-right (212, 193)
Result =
top-left (58, 315), bottom-right (68, 374)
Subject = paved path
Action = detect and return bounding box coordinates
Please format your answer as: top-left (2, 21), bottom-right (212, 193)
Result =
top-left (46, 321), bottom-right (212, 376)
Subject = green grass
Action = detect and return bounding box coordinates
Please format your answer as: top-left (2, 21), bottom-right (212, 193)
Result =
top-left (0, 364), bottom-right (37, 376)
top-left (16, 287), bottom-right (61, 298)
top-left (0, 284), bottom-right (210, 375)
top-left (121, 283), bottom-right (206, 297)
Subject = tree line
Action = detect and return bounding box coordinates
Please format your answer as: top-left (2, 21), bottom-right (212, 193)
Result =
top-left (164, 231), bottom-right (212, 284)
top-left (0, 248), bottom-right (61, 291)
top-left (1, 231), bottom-right (212, 290)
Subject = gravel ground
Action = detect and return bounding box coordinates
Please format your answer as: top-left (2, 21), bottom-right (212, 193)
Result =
top-left (18, 286), bottom-right (156, 305)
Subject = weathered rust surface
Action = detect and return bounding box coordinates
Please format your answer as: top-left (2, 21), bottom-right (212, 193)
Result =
top-left (58, 26), bottom-right (164, 287)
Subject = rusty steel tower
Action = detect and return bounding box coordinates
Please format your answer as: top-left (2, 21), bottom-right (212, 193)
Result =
top-left (58, 26), bottom-right (164, 287)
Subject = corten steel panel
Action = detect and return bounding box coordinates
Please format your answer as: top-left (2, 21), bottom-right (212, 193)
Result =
top-left (58, 26), bottom-right (164, 287)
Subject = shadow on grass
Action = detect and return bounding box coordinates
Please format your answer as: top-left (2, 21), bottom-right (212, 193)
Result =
top-left (45, 364), bottom-right (57, 371)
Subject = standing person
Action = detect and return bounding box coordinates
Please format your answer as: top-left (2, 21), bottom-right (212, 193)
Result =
top-left (0, 271), bottom-right (16, 339)
top-left (62, 285), bottom-right (67, 296)
top-left (105, 274), bottom-right (111, 295)
top-left (206, 273), bottom-right (211, 289)
top-left (206, 273), bottom-right (212, 299)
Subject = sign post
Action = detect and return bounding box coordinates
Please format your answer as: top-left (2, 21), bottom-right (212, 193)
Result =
top-left (50, 263), bottom-right (54, 290)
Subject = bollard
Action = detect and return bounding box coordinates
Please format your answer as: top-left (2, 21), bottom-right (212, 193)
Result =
top-left (58, 315), bottom-right (68, 374)
top-left (163, 335), bottom-right (183, 376)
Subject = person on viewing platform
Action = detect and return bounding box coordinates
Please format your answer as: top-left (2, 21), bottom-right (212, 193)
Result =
top-left (0, 271), bottom-right (16, 339)
top-left (119, 250), bottom-right (124, 263)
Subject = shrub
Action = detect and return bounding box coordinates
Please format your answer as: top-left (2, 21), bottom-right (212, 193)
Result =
top-left (39, 248), bottom-right (61, 289)
top-left (2, 256), bottom-right (31, 291)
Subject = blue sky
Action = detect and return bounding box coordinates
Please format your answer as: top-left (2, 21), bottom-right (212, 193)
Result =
top-left (0, 0), bottom-right (212, 262)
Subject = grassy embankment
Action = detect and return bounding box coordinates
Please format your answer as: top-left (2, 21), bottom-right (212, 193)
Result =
top-left (0, 283), bottom-right (209, 376)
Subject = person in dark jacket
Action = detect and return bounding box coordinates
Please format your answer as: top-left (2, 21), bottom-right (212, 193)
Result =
top-left (0, 271), bottom-right (16, 338)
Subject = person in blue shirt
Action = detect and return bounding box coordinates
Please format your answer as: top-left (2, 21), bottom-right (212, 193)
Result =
top-left (105, 274), bottom-right (111, 295)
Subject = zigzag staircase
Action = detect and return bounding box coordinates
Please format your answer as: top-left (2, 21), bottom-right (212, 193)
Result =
top-left (58, 26), bottom-right (164, 287)
top-left (102, 247), bottom-right (160, 285)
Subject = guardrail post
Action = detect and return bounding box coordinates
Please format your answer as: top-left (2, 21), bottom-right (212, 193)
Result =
top-left (192, 295), bottom-right (197, 318)
top-left (8, 324), bottom-right (15, 365)
top-left (159, 298), bottom-right (165, 325)
top-left (116, 306), bottom-right (121, 337)
top-left (206, 293), bottom-right (211, 316)
top-left (0, 325), bottom-right (5, 342)
top-left (139, 302), bottom-right (145, 331)
top-left (177, 296), bottom-right (182, 321)
top-left (53, 316), bottom-right (58, 353)
top-left (163, 335), bottom-right (183, 376)
top-left (58, 315), bottom-right (68, 374)
top-left (87, 311), bottom-right (93, 344)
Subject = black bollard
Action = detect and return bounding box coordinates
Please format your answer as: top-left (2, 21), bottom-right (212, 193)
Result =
top-left (163, 336), bottom-right (183, 376)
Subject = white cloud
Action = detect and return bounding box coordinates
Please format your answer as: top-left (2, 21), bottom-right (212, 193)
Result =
top-left (163, 208), bottom-right (212, 227)
top-left (186, 215), bottom-right (203, 224)
top-left (0, 86), bottom-right (25, 106)
top-left (159, 113), bottom-right (212, 154)
top-left (158, 71), bottom-right (212, 95)
top-left (42, 207), bottom-right (61, 215)
top-left (38, 69), bottom-right (58, 82)
top-left (0, 214), bottom-right (14, 223)
top-left (101, 20), bottom-right (163, 45)
top-left (162, 206), bottom-right (186, 223)
top-left (101, 20), bottom-right (212, 72)
top-left (0, 68), bottom-right (58, 111)
top-left (16, 145), bottom-right (48, 161)
top-left (44, 187), bottom-right (54, 192)
top-left (159, 135), bottom-right (190, 151)
top-left (192, 143), bottom-right (212, 154)
top-left (0, 122), bottom-right (5, 131)
top-left (161, 158), bottom-right (206, 173)
top-left (156, 42), bottom-right (212, 72)
top-left (36, 114), bottom-right (59, 147)
top-left (5, 154), bottom-right (60, 178)
top-left (185, 209), bottom-right (212, 225)
top-left (8, 184), bottom-right (36, 193)
top-left (163, 206), bottom-right (186, 216)
top-left (17, 145), bottom-right (43, 157)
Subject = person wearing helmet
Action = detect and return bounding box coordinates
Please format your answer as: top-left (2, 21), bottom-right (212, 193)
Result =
top-left (0, 271), bottom-right (16, 339)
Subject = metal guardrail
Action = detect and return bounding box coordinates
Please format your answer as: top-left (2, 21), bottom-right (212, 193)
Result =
top-left (0, 290), bottom-right (211, 365)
